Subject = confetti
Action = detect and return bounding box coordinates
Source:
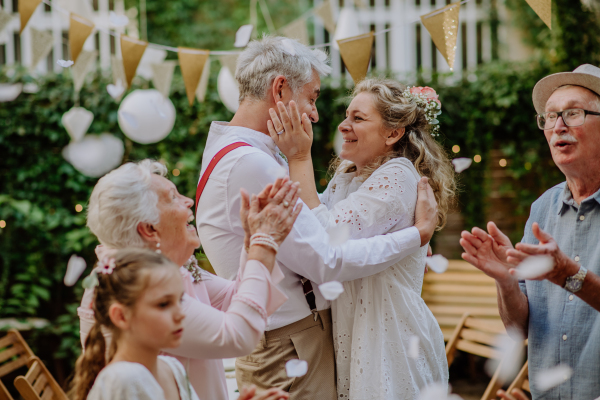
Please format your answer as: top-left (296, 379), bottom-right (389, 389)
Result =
top-left (417, 383), bottom-right (463, 400)
top-left (23, 83), bottom-right (40, 93)
top-left (534, 364), bottom-right (572, 391)
top-left (318, 281), bottom-right (344, 300)
top-left (513, 255), bottom-right (554, 280)
top-left (327, 223), bottom-right (350, 246)
top-left (109, 11), bottom-right (129, 27)
top-left (64, 255), bottom-right (87, 287)
top-left (408, 336), bottom-right (420, 359)
top-left (267, 165), bottom-right (288, 179)
top-left (234, 24), bottom-right (253, 48)
top-left (485, 328), bottom-right (525, 382)
top-left (425, 254), bottom-right (449, 274)
top-left (57, 59), bottom-right (74, 68)
top-left (281, 39), bottom-right (297, 56)
top-left (452, 157), bottom-right (472, 173)
top-left (285, 359), bottom-right (308, 377)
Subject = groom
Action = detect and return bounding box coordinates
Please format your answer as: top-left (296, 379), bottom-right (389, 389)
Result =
top-left (196, 36), bottom-right (439, 398)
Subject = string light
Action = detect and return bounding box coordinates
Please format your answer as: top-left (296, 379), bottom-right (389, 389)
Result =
top-left (499, 159), bottom-right (507, 167)
top-left (173, 169), bottom-right (181, 176)
top-left (319, 178), bottom-right (328, 186)
top-left (452, 145), bottom-right (460, 153)
top-left (524, 162), bottom-right (532, 170)
top-left (474, 155), bottom-right (482, 163)
top-left (75, 204), bottom-right (83, 212)
top-left (0, 220), bottom-right (6, 228)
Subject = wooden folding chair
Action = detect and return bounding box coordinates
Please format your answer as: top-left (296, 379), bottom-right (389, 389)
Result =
top-left (14, 356), bottom-right (68, 400)
top-left (445, 313), bottom-right (525, 400)
top-left (503, 361), bottom-right (530, 398)
top-left (0, 329), bottom-right (36, 400)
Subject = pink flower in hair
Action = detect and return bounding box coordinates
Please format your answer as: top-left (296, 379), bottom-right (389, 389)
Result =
top-left (97, 257), bottom-right (116, 275)
top-left (410, 87), bottom-right (424, 95)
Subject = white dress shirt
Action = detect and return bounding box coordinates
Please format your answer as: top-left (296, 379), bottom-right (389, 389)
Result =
top-left (196, 122), bottom-right (422, 330)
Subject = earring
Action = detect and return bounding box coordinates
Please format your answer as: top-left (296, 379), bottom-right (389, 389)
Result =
top-left (156, 242), bottom-right (161, 254)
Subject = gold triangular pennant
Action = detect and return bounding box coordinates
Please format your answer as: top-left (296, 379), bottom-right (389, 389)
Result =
top-left (421, 2), bottom-right (460, 71)
top-left (0, 9), bottom-right (12, 36)
top-left (19, 0), bottom-right (42, 34)
top-left (151, 60), bottom-right (177, 98)
top-left (178, 47), bottom-right (210, 106)
top-left (525, 0), bottom-right (551, 29)
top-left (337, 32), bottom-right (374, 84)
top-left (314, 0), bottom-right (335, 35)
top-left (30, 28), bottom-right (53, 69)
top-left (72, 50), bottom-right (97, 93)
top-left (69, 13), bottom-right (94, 63)
top-left (280, 17), bottom-right (309, 45)
top-left (196, 58), bottom-right (211, 103)
top-left (120, 35), bottom-right (147, 88)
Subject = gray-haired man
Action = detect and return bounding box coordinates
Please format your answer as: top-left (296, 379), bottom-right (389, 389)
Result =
top-left (196, 37), bottom-right (438, 398)
top-left (461, 64), bottom-right (600, 399)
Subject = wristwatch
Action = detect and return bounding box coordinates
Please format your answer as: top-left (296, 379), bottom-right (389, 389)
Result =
top-left (564, 265), bottom-right (587, 293)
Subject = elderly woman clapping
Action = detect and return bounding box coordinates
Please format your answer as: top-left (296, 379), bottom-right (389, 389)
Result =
top-left (78, 160), bottom-right (300, 400)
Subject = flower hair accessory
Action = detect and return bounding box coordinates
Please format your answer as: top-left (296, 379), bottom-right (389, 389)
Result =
top-left (81, 257), bottom-right (116, 289)
top-left (403, 86), bottom-right (442, 137)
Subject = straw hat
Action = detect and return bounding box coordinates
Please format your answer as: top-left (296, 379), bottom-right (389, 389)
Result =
top-left (532, 64), bottom-right (600, 114)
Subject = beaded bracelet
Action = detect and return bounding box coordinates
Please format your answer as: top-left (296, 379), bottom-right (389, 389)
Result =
top-left (250, 233), bottom-right (279, 254)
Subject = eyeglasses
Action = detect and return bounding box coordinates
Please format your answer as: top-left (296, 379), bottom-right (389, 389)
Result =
top-left (536, 108), bottom-right (600, 130)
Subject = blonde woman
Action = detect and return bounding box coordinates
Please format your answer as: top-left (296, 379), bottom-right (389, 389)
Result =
top-left (268, 78), bottom-right (455, 399)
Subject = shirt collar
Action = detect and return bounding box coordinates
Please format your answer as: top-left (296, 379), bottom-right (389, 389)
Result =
top-left (209, 121), bottom-right (280, 158)
top-left (559, 182), bottom-right (600, 214)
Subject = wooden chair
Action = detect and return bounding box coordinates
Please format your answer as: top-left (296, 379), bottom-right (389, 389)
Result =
top-left (0, 329), bottom-right (36, 400)
top-left (422, 260), bottom-right (501, 340)
top-left (446, 313), bottom-right (525, 400)
top-left (14, 357), bottom-right (68, 400)
top-left (503, 361), bottom-right (530, 398)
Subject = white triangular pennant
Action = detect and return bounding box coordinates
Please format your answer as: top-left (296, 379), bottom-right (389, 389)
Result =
top-left (72, 50), bottom-right (97, 93)
top-left (30, 28), bottom-right (54, 69)
top-left (151, 61), bottom-right (177, 98)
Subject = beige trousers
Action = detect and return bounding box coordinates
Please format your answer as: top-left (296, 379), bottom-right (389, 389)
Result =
top-left (235, 309), bottom-right (337, 400)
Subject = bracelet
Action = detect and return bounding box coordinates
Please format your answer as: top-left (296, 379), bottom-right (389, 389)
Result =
top-left (250, 233), bottom-right (279, 254)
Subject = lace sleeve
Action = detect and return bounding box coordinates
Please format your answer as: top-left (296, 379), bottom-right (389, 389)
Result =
top-left (316, 159), bottom-right (419, 239)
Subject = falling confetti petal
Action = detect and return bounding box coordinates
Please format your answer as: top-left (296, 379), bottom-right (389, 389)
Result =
top-left (534, 364), bottom-right (572, 392)
top-left (82, 272), bottom-right (99, 289)
top-left (417, 382), bottom-right (462, 400)
top-left (0, 83), bottom-right (23, 102)
top-left (267, 165), bottom-right (288, 179)
top-left (285, 359), bottom-right (308, 378)
top-left (234, 24), bottom-right (253, 48)
top-left (64, 255), bottom-right (87, 286)
top-left (107, 82), bottom-right (125, 99)
top-left (22, 83), bottom-right (39, 93)
top-left (513, 255), bottom-right (554, 280)
top-left (425, 254), bottom-right (449, 274)
top-left (408, 336), bottom-right (420, 359)
top-left (57, 59), bottom-right (74, 68)
top-left (484, 327), bottom-right (525, 382)
top-left (109, 11), bottom-right (129, 27)
top-left (452, 157), bottom-right (472, 173)
top-left (281, 38), bottom-right (296, 56)
top-left (318, 281), bottom-right (344, 300)
top-left (327, 223), bottom-right (351, 246)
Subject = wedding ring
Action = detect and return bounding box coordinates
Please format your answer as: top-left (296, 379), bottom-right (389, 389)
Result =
top-left (283, 201), bottom-right (290, 208)
top-left (277, 129), bottom-right (284, 135)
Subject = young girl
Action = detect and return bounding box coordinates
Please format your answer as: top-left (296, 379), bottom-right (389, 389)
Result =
top-left (70, 248), bottom-right (287, 400)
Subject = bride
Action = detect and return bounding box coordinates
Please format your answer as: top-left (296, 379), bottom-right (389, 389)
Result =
top-left (267, 78), bottom-right (455, 399)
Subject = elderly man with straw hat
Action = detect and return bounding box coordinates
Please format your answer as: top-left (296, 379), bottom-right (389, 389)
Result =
top-left (460, 64), bottom-right (600, 399)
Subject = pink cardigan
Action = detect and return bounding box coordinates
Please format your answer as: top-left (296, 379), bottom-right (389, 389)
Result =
top-left (78, 247), bottom-right (287, 400)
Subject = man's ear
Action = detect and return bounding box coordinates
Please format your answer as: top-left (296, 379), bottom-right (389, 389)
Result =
top-left (385, 127), bottom-right (406, 146)
top-left (137, 222), bottom-right (159, 245)
top-left (270, 75), bottom-right (288, 104)
top-left (109, 302), bottom-right (131, 331)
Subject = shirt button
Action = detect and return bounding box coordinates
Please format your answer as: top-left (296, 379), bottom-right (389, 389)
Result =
top-left (579, 215), bottom-right (585, 221)
top-left (569, 295), bottom-right (574, 301)
top-left (563, 334), bottom-right (568, 341)
top-left (574, 256), bottom-right (580, 262)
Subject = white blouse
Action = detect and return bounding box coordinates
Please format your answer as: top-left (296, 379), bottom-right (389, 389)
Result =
top-left (87, 356), bottom-right (200, 400)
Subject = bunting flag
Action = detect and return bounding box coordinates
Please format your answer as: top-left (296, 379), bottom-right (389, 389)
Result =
top-left (219, 54), bottom-right (239, 78)
top-left (30, 28), bottom-right (53, 68)
top-left (178, 47), bottom-right (210, 105)
top-left (525, 0), bottom-right (551, 29)
top-left (151, 60), bottom-right (177, 98)
top-left (421, 2), bottom-right (460, 71)
top-left (57, 0), bottom-right (94, 21)
top-left (314, 0), bottom-right (336, 35)
top-left (111, 56), bottom-right (126, 86)
top-left (280, 17), bottom-right (309, 45)
top-left (196, 57), bottom-right (211, 103)
top-left (69, 14), bottom-right (94, 63)
top-left (19, 0), bottom-right (42, 34)
top-left (72, 50), bottom-right (97, 93)
top-left (0, 9), bottom-right (12, 36)
top-left (337, 32), bottom-right (374, 84)
top-left (120, 35), bottom-right (148, 88)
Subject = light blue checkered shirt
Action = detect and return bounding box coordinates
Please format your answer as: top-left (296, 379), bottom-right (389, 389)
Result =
top-left (519, 182), bottom-right (600, 399)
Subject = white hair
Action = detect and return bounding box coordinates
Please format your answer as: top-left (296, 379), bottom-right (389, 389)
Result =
top-left (87, 160), bottom-right (167, 249)
top-left (236, 36), bottom-right (332, 102)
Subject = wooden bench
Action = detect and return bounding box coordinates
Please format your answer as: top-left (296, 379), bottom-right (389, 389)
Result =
top-left (0, 329), bottom-right (36, 400)
top-left (422, 260), bottom-right (501, 340)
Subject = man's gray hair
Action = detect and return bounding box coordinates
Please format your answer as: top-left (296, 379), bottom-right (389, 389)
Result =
top-left (236, 36), bottom-right (332, 102)
top-left (87, 160), bottom-right (167, 249)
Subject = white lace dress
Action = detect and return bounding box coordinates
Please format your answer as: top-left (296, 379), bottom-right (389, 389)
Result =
top-left (313, 158), bottom-right (448, 400)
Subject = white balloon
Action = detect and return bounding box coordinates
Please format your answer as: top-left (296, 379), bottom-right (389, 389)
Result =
top-left (234, 24), bottom-right (253, 48)
top-left (514, 255), bottom-right (554, 280)
top-left (452, 157), bottom-right (472, 173)
top-left (217, 67), bottom-right (240, 113)
top-left (534, 365), bottom-right (572, 392)
top-left (318, 281), bottom-right (344, 300)
top-left (333, 7), bottom-right (362, 50)
top-left (117, 89), bottom-right (176, 144)
top-left (64, 255), bottom-right (87, 287)
top-left (63, 133), bottom-right (124, 178)
top-left (425, 254), bottom-right (449, 274)
top-left (0, 83), bottom-right (22, 102)
top-left (62, 107), bottom-right (94, 142)
top-left (285, 359), bottom-right (308, 378)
